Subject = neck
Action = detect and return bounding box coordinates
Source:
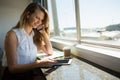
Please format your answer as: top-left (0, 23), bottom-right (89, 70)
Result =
top-left (24, 25), bottom-right (32, 35)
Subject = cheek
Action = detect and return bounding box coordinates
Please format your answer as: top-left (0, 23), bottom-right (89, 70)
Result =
top-left (31, 18), bottom-right (36, 23)
top-left (28, 18), bottom-right (34, 24)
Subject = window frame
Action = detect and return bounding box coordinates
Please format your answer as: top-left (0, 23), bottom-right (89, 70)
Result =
top-left (49, 0), bottom-right (120, 49)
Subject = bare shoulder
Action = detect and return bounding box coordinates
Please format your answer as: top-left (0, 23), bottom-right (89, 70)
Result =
top-left (6, 29), bottom-right (15, 35)
top-left (5, 29), bottom-right (17, 43)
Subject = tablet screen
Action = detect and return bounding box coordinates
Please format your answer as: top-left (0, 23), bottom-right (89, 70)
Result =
top-left (54, 59), bottom-right (72, 66)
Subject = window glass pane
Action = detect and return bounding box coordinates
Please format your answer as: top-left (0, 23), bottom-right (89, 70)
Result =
top-left (47, 0), bottom-right (54, 37)
top-left (55, 0), bottom-right (77, 40)
top-left (80, 0), bottom-right (120, 46)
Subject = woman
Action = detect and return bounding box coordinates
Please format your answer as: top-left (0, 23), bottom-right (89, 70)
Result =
top-left (2, 2), bottom-right (56, 80)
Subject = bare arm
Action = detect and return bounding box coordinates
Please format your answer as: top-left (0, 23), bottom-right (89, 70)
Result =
top-left (5, 30), bottom-right (55, 73)
top-left (38, 29), bottom-right (53, 55)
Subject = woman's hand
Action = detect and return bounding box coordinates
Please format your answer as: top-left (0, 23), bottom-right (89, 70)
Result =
top-left (36, 58), bottom-right (56, 68)
top-left (39, 28), bottom-right (48, 39)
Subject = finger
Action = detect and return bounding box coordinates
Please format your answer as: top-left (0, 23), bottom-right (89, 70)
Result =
top-left (48, 58), bottom-right (57, 62)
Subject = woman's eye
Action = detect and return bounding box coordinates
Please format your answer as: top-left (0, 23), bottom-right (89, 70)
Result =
top-left (36, 16), bottom-right (39, 20)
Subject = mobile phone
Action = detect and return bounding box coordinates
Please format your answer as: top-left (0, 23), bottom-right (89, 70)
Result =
top-left (37, 26), bottom-right (43, 31)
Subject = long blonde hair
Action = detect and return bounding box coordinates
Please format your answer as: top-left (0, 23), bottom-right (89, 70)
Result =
top-left (13, 2), bottom-right (50, 47)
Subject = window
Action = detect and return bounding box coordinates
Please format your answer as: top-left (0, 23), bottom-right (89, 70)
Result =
top-left (48, 0), bottom-right (77, 40)
top-left (79, 0), bottom-right (120, 48)
top-left (47, 0), bottom-right (120, 72)
top-left (48, 0), bottom-right (120, 48)
top-left (47, 0), bottom-right (54, 37)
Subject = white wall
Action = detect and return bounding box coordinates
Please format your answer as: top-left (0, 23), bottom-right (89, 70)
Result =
top-left (0, 0), bottom-right (32, 50)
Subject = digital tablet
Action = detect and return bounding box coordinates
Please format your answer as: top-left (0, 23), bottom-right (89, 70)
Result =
top-left (53, 59), bottom-right (72, 66)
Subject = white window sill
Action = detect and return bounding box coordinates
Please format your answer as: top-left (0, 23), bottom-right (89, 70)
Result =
top-left (76, 44), bottom-right (120, 59)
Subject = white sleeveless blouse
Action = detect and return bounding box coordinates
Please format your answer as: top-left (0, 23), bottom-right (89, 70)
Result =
top-left (2, 28), bottom-right (37, 67)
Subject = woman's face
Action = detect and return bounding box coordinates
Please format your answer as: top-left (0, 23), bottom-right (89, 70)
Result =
top-left (28, 9), bottom-right (45, 29)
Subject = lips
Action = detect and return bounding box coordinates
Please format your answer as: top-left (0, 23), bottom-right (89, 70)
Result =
top-left (34, 21), bottom-right (40, 26)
